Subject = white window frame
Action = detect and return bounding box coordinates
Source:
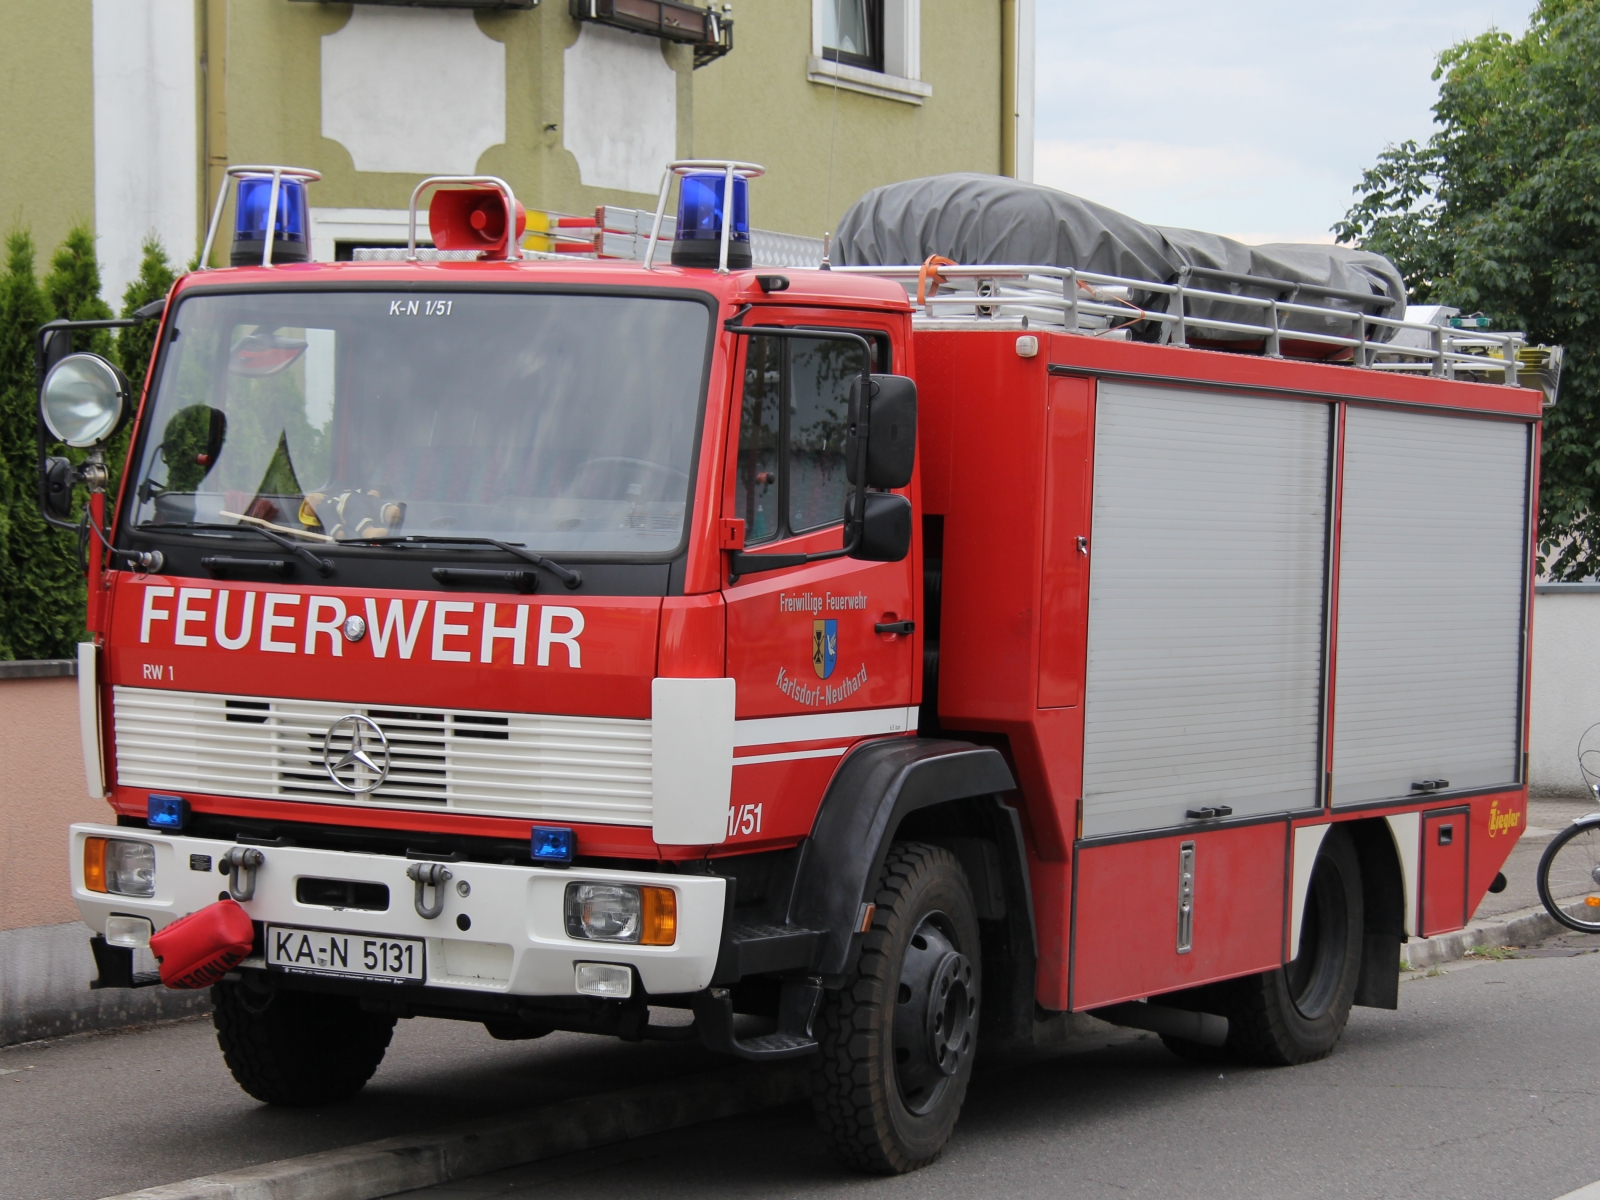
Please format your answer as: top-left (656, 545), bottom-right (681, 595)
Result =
top-left (808, 0), bottom-right (931, 105)
top-left (308, 208), bottom-right (432, 263)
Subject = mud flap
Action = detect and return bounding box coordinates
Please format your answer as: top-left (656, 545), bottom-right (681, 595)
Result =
top-left (1353, 930), bottom-right (1401, 1010)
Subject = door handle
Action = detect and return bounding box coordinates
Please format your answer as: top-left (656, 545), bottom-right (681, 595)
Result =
top-left (1077, 536), bottom-right (1088, 555)
top-left (875, 620), bottom-right (915, 635)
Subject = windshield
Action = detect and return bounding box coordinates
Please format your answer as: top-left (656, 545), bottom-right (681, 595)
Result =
top-left (126, 290), bottom-right (711, 557)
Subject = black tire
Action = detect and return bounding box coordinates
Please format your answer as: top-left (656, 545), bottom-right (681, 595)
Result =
top-left (212, 981), bottom-right (396, 1106)
top-left (1536, 818), bottom-right (1600, 932)
top-left (811, 842), bottom-right (982, 1174)
top-left (1226, 826), bottom-right (1363, 1066)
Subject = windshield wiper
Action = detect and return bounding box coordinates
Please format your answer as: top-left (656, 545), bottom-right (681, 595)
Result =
top-left (138, 522), bottom-right (334, 577)
top-left (356, 535), bottom-right (582, 589)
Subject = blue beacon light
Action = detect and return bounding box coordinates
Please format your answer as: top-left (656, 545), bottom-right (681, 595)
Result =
top-left (147, 793), bottom-right (189, 830)
top-left (231, 175), bottom-right (310, 266)
top-left (671, 172), bottom-right (751, 270)
top-left (531, 826), bottom-right (575, 865)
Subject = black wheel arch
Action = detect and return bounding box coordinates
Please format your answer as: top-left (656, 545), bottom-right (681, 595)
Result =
top-left (787, 737), bottom-right (1024, 979)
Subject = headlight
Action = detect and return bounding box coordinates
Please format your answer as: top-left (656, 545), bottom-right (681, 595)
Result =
top-left (40, 353), bottom-right (129, 448)
top-left (84, 837), bottom-right (156, 898)
top-left (564, 883), bottom-right (676, 945)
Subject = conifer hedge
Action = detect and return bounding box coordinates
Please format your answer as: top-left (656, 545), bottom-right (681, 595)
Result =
top-left (0, 228), bottom-right (177, 660)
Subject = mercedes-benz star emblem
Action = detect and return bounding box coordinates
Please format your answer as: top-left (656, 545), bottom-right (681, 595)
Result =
top-left (322, 714), bottom-right (391, 794)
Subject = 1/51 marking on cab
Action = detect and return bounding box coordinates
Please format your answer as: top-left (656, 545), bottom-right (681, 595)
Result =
top-left (727, 803), bottom-right (763, 838)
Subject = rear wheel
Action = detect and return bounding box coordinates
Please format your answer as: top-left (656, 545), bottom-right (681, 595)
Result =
top-left (811, 842), bottom-right (981, 1174)
top-left (1226, 826), bottom-right (1363, 1066)
top-left (213, 980), bottom-right (396, 1105)
top-left (1537, 819), bottom-right (1600, 932)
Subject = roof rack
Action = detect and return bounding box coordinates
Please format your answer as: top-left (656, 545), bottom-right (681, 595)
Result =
top-left (832, 262), bottom-right (1547, 389)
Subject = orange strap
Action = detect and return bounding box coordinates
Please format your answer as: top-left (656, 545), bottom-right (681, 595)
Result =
top-left (916, 254), bottom-right (958, 307)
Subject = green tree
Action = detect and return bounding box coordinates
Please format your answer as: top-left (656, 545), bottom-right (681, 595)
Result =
top-left (108, 237), bottom-right (178, 499)
top-left (117, 236), bottom-right (176, 394)
top-left (0, 230), bottom-right (80, 659)
top-left (1336, 0), bottom-right (1600, 578)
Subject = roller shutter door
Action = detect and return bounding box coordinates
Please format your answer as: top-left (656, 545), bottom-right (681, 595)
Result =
top-left (1082, 382), bottom-right (1330, 837)
top-left (1331, 408), bottom-right (1528, 805)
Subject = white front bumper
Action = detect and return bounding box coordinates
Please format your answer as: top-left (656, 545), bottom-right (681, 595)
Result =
top-left (69, 824), bottom-right (725, 997)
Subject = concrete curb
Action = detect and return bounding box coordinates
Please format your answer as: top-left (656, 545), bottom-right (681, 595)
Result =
top-left (100, 1062), bottom-right (809, 1200)
top-left (1400, 900), bottom-right (1580, 970)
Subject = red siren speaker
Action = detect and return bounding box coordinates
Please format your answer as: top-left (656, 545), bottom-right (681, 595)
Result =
top-left (429, 188), bottom-right (527, 255)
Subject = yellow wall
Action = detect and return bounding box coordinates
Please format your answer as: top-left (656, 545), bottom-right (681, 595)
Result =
top-left (1, 1), bottom-right (1002, 272)
top-left (0, 0), bottom-right (96, 273)
top-left (692, 3), bottom-right (1003, 238)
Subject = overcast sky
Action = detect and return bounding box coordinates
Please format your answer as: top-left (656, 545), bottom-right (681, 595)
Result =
top-left (1032, 2), bottom-right (1535, 244)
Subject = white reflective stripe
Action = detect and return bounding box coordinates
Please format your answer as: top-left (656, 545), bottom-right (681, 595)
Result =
top-left (78, 642), bottom-right (104, 798)
top-left (734, 747), bottom-right (850, 767)
top-left (1385, 811), bottom-right (1421, 937)
top-left (1289, 823), bottom-right (1331, 952)
top-left (732, 705), bottom-right (916, 750)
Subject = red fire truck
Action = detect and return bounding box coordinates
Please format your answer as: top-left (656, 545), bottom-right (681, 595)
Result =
top-left (38, 161), bottom-right (1552, 1174)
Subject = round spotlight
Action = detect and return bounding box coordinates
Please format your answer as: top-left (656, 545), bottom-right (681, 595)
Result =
top-left (40, 353), bottom-right (130, 448)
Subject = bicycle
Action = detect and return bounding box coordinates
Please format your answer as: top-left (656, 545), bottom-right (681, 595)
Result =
top-left (1535, 722), bottom-right (1600, 933)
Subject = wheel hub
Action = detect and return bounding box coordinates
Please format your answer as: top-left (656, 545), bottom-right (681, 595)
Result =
top-left (893, 912), bottom-right (977, 1114)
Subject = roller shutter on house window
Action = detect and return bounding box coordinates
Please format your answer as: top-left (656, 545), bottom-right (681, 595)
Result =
top-left (1081, 382), bottom-right (1331, 838)
top-left (1330, 407), bottom-right (1528, 805)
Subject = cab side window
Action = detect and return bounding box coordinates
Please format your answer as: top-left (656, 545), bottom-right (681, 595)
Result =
top-left (735, 331), bottom-right (886, 545)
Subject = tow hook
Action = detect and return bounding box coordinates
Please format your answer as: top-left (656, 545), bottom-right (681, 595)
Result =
top-left (406, 862), bottom-right (453, 919)
top-left (223, 847), bottom-right (265, 902)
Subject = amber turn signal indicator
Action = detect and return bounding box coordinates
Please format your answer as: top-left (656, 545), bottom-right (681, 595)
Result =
top-left (84, 836), bottom-right (108, 893)
top-left (640, 886), bottom-right (677, 946)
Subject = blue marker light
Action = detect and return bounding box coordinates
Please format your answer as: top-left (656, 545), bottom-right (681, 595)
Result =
top-left (531, 826), bottom-right (574, 865)
top-left (147, 794), bottom-right (189, 830)
top-left (671, 172), bottom-right (751, 270)
top-left (231, 175), bottom-right (310, 266)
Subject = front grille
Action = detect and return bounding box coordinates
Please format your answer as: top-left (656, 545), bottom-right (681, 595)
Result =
top-left (112, 687), bottom-right (652, 826)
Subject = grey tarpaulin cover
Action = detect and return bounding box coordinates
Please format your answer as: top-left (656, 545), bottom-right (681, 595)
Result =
top-left (834, 173), bottom-right (1406, 344)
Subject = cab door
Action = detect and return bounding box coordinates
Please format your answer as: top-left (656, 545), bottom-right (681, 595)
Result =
top-left (719, 324), bottom-right (916, 847)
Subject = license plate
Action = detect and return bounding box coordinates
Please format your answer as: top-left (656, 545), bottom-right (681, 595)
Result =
top-left (265, 925), bottom-right (424, 983)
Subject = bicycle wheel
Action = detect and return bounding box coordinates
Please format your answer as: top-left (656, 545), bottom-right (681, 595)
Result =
top-left (1536, 818), bottom-right (1600, 933)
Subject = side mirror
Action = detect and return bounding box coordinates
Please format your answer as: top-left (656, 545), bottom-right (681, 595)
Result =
top-left (847, 491), bottom-right (912, 563)
top-left (41, 456), bottom-right (74, 522)
top-left (846, 374), bottom-right (917, 489)
top-left (39, 352), bottom-right (130, 448)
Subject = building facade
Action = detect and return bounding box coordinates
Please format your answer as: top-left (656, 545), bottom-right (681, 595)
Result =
top-left (1, 0), bottom-right (1034, 303)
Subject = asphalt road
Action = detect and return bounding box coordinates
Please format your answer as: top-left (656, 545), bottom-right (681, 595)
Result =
top-left (6, 800), bottom-right (1598, 1200)
top-left (408, 938), bottom-right (1600, 1200)
top-left (0, 1012), bottom-right (734, 1200)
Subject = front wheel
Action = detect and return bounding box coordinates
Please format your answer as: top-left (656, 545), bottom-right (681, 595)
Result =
top-left (810, 842), bottom-right (981, 1174)
top-left (212, 980), bottom-right (397, 1105)
top-left (1226, 826), bottom-right (1363, 1066)
top-left (1536, 818), bottom-right (1600, 932)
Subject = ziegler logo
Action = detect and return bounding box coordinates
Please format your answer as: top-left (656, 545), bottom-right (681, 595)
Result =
top-left (1487, 798), bottom-right (1522, 838)
top-left (136, 586), bottom-right (584, 667)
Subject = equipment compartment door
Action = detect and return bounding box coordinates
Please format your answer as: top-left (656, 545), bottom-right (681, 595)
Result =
top-left (1420, 807), bottom-right (1470, 936)
top-left (1331, 409), bottom-right (1529, 806)
top-left (1070, 821), bottom-right (1288, 1010)
top-left (1081, 383), bottom-right (1331, 837)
